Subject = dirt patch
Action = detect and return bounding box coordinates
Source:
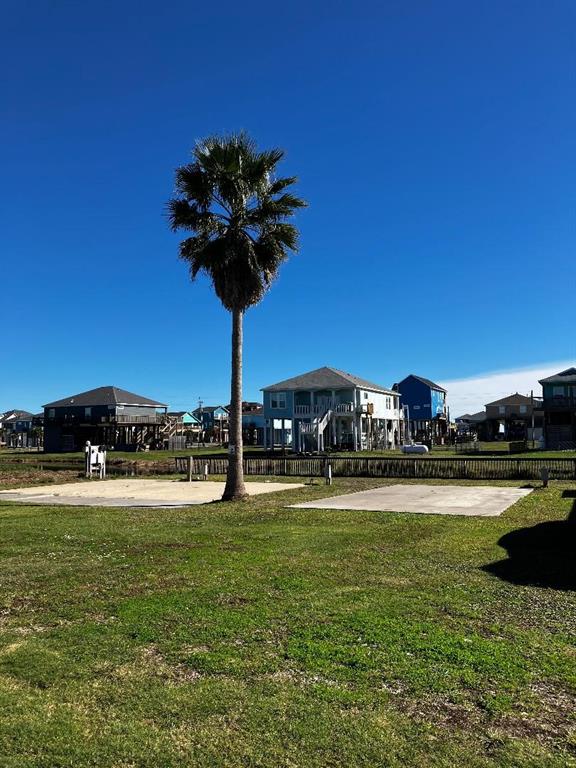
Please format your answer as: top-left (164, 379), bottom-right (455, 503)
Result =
top-left (0, 468), bottom-right (80, 491)
top-left (114, 644), bottom-right (202, 684)
top-left (216, 594), bottom-right (251, 607)
top-left (393, 683), bottom-right (576, 752)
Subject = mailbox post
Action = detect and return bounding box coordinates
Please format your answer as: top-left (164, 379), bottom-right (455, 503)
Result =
top-left (85, 441), bottom-right (106, 480)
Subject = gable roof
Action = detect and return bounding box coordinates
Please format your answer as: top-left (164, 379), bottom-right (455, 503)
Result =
top-left (539, 367), bottom-right (576, 385)
top-left (455, 411), bottom-right (486, 422)
top-left (192, 405), bottom-right (229, 415)
top-left (485, 392), bottom-right (535, 407)
top-left (1, 410), bottom-right (34, 422)
top-left (43, 386), bottom-right (166, 409)
top-left (168, 411), bottom-right (201, 423)
top-left (396, 374), bottom-right (447, 393)
top-left (261, 366), bottom-right (393, 394)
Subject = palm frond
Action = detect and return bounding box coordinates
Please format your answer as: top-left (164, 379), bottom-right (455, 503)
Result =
top-left (168, 132), bottom-right (306, 312)
top-left (174, 164), bottom-right (213, 209)
top-left (267, 176), bottom-right (298, 195)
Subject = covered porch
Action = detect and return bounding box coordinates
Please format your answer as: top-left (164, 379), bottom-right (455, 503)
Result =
top-left (263, 411), bottom-right (404, 453)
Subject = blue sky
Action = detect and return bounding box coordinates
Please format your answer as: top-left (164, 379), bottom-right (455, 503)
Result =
top-left (2, 1), bottom-right (575, 414)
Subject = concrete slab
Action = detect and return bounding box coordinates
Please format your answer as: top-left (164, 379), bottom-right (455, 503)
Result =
top-left (291, 484), bottom-right (532, 517)
top-left (0, 479), bottom-right (303, 508)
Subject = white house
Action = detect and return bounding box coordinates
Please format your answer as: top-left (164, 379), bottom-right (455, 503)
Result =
top-left (261, 366), bottom-right (404, 451)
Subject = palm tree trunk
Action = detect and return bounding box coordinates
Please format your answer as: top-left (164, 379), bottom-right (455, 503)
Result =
top-left (222, 308), bottom-right (248, 501)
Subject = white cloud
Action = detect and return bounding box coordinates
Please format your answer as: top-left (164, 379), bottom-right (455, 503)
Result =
top-left (440, 360), bottom-right (574, 418)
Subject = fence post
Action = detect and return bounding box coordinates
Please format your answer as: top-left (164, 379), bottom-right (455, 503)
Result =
top-left (325, 463), bottom-right (332, 485)
top-left (188, 456), bottom-right (193, 482)
top-left (203, 462), bottom-right (209, 480)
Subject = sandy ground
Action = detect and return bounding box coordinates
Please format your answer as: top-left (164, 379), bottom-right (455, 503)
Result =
top-left (0, 479), bottom-right (303, 507)
top-left (291, 484), bottom-right (533, 517)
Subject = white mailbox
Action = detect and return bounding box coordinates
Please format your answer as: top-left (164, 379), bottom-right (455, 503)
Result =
top-left (85, 441), bottom-right (106, 479)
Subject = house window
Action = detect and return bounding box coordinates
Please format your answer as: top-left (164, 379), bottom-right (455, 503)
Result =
top-left (499, 406), bottom-right (505, 415)
top-left (84, 407), bottom-right (92, 419)
top-left (553, 386), bottom-right (564, 397)
top-left (48, 409), bottom-right (55, 419)
top-left (271, 392), bottom-right (286, 409)
top-left (519, 405), bottom-right (527, 414)
top-left (364, 392), bottom-right (368, 400)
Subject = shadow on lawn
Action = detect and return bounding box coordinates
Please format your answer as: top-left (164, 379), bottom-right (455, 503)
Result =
top-left (483, 491), bottom-right (576, 591)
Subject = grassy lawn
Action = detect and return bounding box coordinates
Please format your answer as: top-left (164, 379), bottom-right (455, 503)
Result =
top-left (0, 469), bottom-right (575, 766)
top-left (3, 443), bottom-right (576, 465)
top-left (0, 447), bottom-right (237, 463)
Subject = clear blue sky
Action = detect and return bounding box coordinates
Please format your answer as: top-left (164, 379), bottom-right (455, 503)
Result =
top-left (2, 1), bottom-right (575, 412)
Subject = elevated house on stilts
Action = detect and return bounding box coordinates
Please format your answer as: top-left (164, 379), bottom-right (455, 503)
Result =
top-left (43, 386), bottom-right (167, 452)
top-left (262, 367), bottom-right (404, 452)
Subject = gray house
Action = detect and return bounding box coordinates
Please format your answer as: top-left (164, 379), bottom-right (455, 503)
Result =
top-left (0, 410), bottom-right (36, 447)
top-left (262, 366), bottom-right (403, 451)
top-left (43, 386), bottom-right (167, 452)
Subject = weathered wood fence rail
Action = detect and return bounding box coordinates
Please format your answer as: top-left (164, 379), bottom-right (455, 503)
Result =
top-left (175, 456), bottom-right (576, 481)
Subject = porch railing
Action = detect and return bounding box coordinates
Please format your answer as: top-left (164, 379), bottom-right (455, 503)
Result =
top-left (294, 402), bottom-right (354, 416)
top-left (543, 396), bottom-right (576, 410)
top-left (103, 414), bottom-right (164, 424)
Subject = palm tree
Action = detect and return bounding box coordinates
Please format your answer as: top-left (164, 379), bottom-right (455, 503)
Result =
top-left (168, 133), bottom-right (306, 500)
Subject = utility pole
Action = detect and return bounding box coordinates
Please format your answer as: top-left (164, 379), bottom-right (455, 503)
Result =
top-left (198, 398), bottom-right (205, 447)
top-left (530, 389), bottom-right (535, 449)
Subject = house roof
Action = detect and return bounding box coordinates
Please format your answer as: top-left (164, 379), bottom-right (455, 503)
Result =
top-left (43, 386), bottom-right (167, 409)
top-left (485, 392), bottom-right (535, 407)
top-left (456, 411), bottom-right (487, 422)
top-left (2, 410), bottom-right (34, 422)
top-left (262, 366), bottom-right (393, 394)
top-left (396, 375), bottom-right (447, 393)
top-left (539, 367), bottom-right (576, 385)
top-left (243, 406), bottom-right (263, 416)
top-left (192, 405), bottom-right (229, 415)
top-left (168, 411), bottom-right (201, 423)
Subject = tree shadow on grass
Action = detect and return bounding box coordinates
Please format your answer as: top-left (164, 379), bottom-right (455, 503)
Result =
top-left (482, 491), bottom-right (576, 591)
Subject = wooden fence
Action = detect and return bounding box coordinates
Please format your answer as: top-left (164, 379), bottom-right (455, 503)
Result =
top-left (175, 456), bottom-right (576, 481)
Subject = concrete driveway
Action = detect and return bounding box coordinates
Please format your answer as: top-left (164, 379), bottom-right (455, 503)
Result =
top-left (291, 484), bottom-right (532, 517)
top-left (0, 479), bottom-right (303, 508)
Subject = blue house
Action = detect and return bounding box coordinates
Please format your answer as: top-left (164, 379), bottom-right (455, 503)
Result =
top-left (394, 375), bottom-right (448, 444)
top-left (192, 405), bottom-right (229, 443)
top-left (165, 411), bottom-right (202, 443)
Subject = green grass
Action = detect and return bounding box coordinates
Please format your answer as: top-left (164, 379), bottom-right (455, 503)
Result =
top-left (3, 443), bottom-right (576, 464)
top-left (0, 469), bottom-right (575, 766)
top-left (0, 446), bottom-right (237, 463)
